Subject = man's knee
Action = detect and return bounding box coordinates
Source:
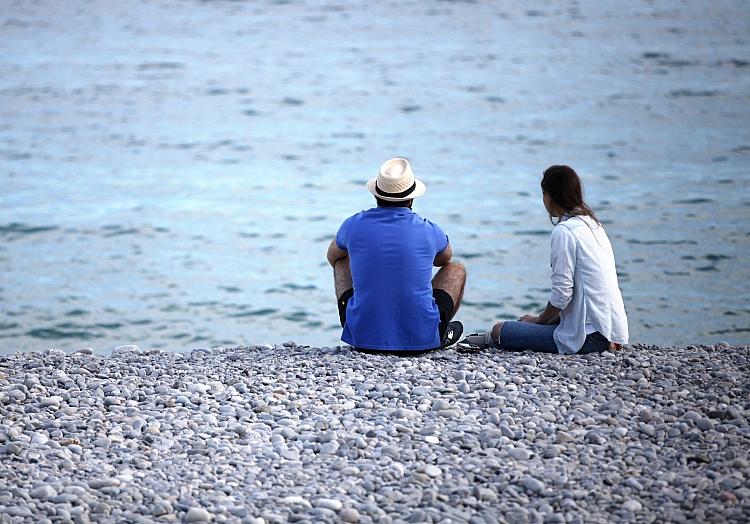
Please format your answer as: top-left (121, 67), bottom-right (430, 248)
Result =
top-left (438, 261), bottom-right (466, 278)
top-left (443, 261), bottom-right (467, 284)
top-left (451, 262), bottom-right (467, 279)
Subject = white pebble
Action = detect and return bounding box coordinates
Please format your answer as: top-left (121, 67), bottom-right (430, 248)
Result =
top-left (424, 465), bottom-right (442, 478)
top-left (185, 507), bottom-right (212, 522)
top-left (30, 485), bottom-right (57, 499)
top-left (315, 498), bottom-right (343, 511)
top-left (623, 499), bottom-right (643, 512)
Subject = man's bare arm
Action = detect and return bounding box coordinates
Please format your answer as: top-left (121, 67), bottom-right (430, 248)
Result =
top-left (434, 244), bottom-right (452, 267)
top-left (327, 239), bottom-right (348, 267)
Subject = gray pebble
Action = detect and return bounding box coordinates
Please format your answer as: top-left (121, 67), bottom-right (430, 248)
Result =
top-left (0, 340), bottom-right (746, 524)
top-left (509, 448), bottom-right (532, 460)
top-left (315, 498), bottom-right (343, 511)
top-left (624, 477), bottom-right (643, 490)
top-left (622, 499), bottom-right (642, 512)
top-left (522, 476), bottom-right (545, 493)
top-left (340, 508), bottom-right (360, 523)
top-left (30, 485), bottom-right (57, 499)
top-left (185, 507), bottom-right (212, 522)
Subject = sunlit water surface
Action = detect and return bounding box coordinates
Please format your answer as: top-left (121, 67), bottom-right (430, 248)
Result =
top-left (1, 0), bottom-right (749, 354)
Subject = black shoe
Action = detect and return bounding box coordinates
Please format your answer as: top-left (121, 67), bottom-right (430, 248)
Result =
top-left (441, 321), bottom-right (464, 348)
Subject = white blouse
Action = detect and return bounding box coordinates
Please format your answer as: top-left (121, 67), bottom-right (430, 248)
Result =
top-left (549, 215), bottom-right (629, 354)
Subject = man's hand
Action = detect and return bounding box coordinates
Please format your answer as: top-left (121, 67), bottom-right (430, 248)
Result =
top-left (327, 239), bottom-right (348, 267)
top-left (519, 314), bottom-right (539, 323)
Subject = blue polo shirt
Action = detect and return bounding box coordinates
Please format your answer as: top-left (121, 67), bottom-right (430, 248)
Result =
top-left (336, 206), bottom-right (449, 350)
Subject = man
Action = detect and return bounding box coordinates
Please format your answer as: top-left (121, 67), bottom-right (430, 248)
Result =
top-left (327, 157), bottom-right (466, 354)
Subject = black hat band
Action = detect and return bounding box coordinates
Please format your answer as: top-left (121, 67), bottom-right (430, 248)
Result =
top-left (375, 181), bottom-right (416, 199)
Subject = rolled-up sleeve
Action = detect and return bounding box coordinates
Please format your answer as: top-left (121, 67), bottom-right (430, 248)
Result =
top-left (549, 226), bottom-right (576, 310)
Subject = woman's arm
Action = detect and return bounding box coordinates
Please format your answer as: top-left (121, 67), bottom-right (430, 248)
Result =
top-left (520, 302), bottom-right (560, 324)
top-left (548, 226), bottom-right (576, 309)
top-left (520, 227), bottom-right (575, 324)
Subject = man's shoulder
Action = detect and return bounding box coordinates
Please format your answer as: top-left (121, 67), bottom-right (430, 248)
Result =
top-left (411, 212), bottom-right (445, 232)
top-left (340, 209), bottom-right (369, 225)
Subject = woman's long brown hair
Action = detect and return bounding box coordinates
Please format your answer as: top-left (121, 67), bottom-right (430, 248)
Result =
top-left (541, 165), bottom-right (599, 225)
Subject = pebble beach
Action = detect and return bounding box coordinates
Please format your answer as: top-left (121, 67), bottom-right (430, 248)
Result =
top-left (1, 344), bottom-right (748, 523)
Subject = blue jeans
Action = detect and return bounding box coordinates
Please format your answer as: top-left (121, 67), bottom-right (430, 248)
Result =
top-left (499, 321), bottom-right (610, 354)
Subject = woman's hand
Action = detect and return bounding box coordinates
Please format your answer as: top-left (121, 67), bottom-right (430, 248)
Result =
top-left (519, 303), bottom-right (562, 324)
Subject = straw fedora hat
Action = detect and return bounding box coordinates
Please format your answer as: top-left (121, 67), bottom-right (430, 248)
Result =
top-left (367, 158), bottom-right (426, 202)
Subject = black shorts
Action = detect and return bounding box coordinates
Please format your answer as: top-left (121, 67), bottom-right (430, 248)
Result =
top-left (337, 288), bottom-right (455, 355)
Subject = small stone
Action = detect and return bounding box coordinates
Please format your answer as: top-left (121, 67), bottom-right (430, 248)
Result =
top-left (696, 418), bottom-right (714, 431)
top-left (320, 442), bottom-right (339, 454)
top-left (584, 431), bottom-right (606, 445)
top-left (31, 433), bottom-right (49, 446)
top-left (625, 477), bottom-right (643, 490)
top-left (113, 345), bottom-right (140, 353)
top-left (522, 476), bottom-right (545, 493)
top-left (340, 508), bottom-right (360, 523)
top-left (185, 507), bottom-right (212, 522)
top-left (281, 495), bottom-right (311, 508)
top-left (8, 390), bottom-right (26, 402)
top-left (424, 465), bottom-right (442, 478)
top-left (509, 448), bottom-right (532, 460)
top-left (720, 477), bottom-right (742, 490)
top-left (315, 498), bottom-right (343, 511)
top-left (93, 437), bottom-right (110, 448)
top-left (30, 485), bottom-right (57, 499)
top-left (5, 442), bottom-right (23, 455)
top-left (76, 347), bottom-right (94, 355)
top-left (556, 432), bottom-right (575, 444)
top-left (499, 424), bottom-right (515, 439)
top-left (540, 411), bottom-right (557, 422)
top-left (622, 500), bottom-right (642, 512)
top-left (230, 424), bottom-right (247, 436)
top-left (600, 398), bottom-right (624, 414)
top-left (88, 478), bottom-right (120, 489)
top-left (476, 487), bottom-right (498, 502)
top-left (40, 396), bottom-right (63, 408)
top-left (431, 399), bottom-right (451, 411)
top-left (152, 501), bottom-right (173, 516)
top-left (425, 435), bottom-right (439, 444)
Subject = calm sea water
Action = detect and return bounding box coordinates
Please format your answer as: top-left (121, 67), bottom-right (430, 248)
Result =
top-left (2, 0), bottom-right (749, 354)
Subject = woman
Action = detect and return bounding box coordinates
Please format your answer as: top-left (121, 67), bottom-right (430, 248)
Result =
top-left (462, 165), bottom-right (628, 354)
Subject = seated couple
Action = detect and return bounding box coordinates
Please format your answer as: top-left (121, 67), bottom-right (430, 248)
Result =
top-left (326, 158), bottom-right (628, 356)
